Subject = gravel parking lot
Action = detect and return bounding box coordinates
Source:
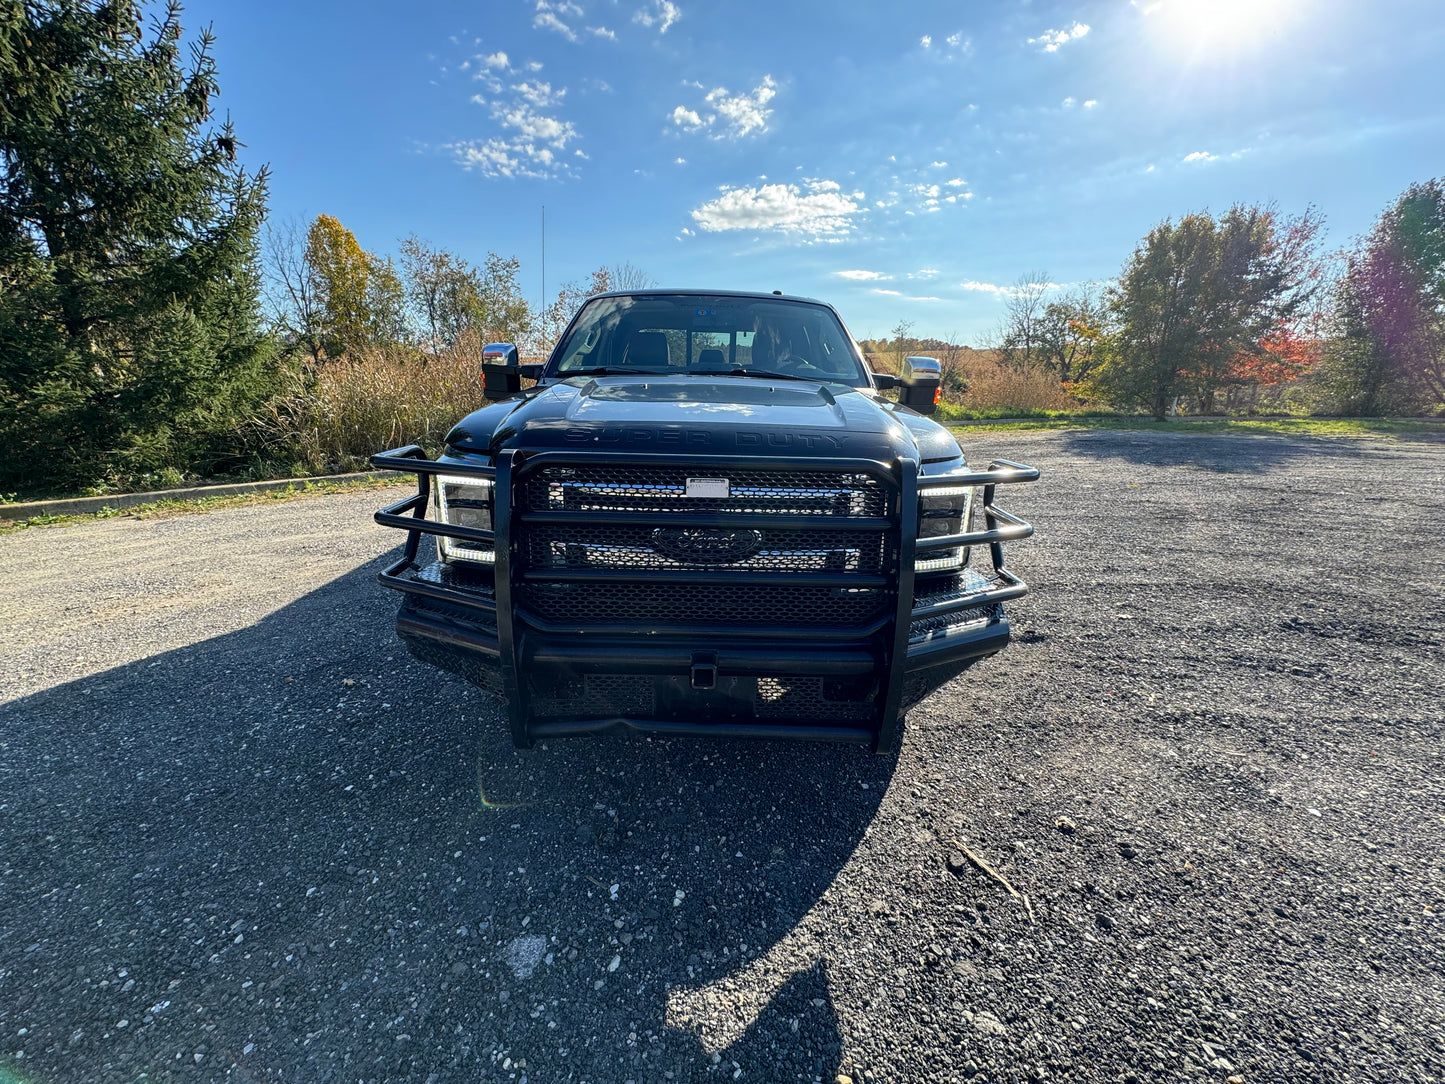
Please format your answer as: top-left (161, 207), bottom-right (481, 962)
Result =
top-left (1, 428), bottom-right (1442, 1084)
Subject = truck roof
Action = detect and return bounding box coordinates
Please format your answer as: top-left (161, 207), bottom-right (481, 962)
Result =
top-left (586, 288), bottom-right (828, 306)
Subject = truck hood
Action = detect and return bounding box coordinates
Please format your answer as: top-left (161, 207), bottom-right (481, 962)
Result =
top-left (444, 375), bottom-right (961, 464)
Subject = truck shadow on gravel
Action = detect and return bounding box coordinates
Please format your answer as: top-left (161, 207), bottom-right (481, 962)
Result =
top-left (0, 551), bottom-right (890, 1083)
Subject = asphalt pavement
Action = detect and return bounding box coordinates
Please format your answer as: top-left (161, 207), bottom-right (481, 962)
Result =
top-left (1, 427), bottom-right (1442, 1084)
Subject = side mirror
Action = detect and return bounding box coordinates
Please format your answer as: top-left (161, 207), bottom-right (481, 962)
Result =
top-left (899, 355), bottom-right (942, 415)
top-left (870, 371), bottom-right (900, 391)
top-left (482, 342), bottom-right (523, 400)
top-left (518, 362), bottom-right (544, 381)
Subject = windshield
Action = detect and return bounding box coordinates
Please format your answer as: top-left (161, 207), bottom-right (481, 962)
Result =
top-left (547, 294), bottom-right (868, 385)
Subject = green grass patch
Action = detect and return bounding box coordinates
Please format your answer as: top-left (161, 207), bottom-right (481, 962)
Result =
top-left (0, 476), bottom-right (410, 534)
top-left (949, 414), bottom-right (1443, 439)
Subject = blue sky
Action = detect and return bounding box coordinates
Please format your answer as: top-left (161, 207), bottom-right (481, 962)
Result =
top-left (189, 0), bottom-right (1444, 343)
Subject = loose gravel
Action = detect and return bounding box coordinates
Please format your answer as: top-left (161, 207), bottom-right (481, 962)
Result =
top-left (1, 429), bottom-right (1442, 1084)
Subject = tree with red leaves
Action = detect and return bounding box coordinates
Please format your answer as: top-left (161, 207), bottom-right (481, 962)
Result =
top-left (1090, 204), bottom-right (1323, 417)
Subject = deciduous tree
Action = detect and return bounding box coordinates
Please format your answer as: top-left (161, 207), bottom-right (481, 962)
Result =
top-left (1090, 206), bottom-right (1321, 417)
top-left (889, 319), bottom-right (915, 373)
top-left (997, 271), bottom-right (1052, 371)
top-left (1319, 180), bottom-right (1444, 413)
top-left (475, 252), bottom-right (530, 344)
top-left (1037, 287), bottom-right (1105, 385)
top-left (534, 264), bottom-right (649, 355)
top-left (265, 219), bottom-right (324, 361)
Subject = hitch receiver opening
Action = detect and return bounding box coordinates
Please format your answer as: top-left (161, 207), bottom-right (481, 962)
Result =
top-left (690, 652), bottom-right (719, 691)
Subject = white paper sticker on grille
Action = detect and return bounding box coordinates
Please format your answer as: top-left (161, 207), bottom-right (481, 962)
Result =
top-left (684, 477), bottom-right (730, 498)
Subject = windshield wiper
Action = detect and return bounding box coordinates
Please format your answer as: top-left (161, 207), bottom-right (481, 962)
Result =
top-left (696, 368), bottom-right (816, 382)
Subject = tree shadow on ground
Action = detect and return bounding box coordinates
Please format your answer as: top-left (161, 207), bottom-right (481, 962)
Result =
top-left (1053, 427), bottom-right (1410, 474)
top-left (0, 552), bottom-right (889, 1083)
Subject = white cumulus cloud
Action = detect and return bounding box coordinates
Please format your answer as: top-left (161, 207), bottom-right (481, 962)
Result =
top-left (514, 79), bottom-right (564, 107)
top-left (451, 139), bottom-right (556, 179)
top-left (670, 105), bottom-right (704, 130)
top-left (670, 76), bottom-right (777, 139)
top-left (691, 179), bottom-right (865, 238)
top-left (922, 31), bottom-right (969, 55)
top-left (449, 62), bottom-right (580, 180)
top-left (959, 281), bottom-right (1013, 295)
top-left (634, 0), bottom-right (680, 32)
top-left (834, 269), bottom-right (891, 281)
top-left (534, 8), bottom-right (577, 40)
top-left (960, 279), bottom-right (1058, 298)
top-left (1183, 150), bottom-right (1216, 162)
top-left (1029, 22), bottom-right (1090, 51)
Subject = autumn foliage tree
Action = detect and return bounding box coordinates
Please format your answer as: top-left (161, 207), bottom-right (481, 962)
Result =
top-left (1088, 205), bottom-right (1322, 417)
top-left (305, 214), bottom-right (405, 356)
top-left (1234, 326), bottom-right (1319, 389)
top-left (398, 239), bottom-right (530, 356)
top-left (1319, 179), bottom-right (1445, 414)
top-left (1038, 287), bottom-right (1105, 386)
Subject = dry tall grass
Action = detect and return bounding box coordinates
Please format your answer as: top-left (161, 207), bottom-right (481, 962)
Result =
top-left (267, 340), bottom-right (1089, 475)
top-left (865, 349), bottom-right (1081, 415)
top-left (949, 352), bottom-right (1080, 414)
top-left (265, 340), bottom-right (494, 473)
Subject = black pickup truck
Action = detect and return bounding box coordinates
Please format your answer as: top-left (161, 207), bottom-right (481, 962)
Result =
top-left (370, 290), bottom-right (1037, 753)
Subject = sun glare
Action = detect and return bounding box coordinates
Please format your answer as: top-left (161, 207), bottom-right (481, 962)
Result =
top-left (1146, 0), bottom-right (1301, 49)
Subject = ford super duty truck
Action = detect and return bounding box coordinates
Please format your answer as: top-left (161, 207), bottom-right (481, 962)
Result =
top-left (369, 290), bottom-right (1037, 753)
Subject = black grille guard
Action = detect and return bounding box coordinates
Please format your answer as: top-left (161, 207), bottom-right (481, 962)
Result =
top-left (370, 445), bottom-right (1038, 751)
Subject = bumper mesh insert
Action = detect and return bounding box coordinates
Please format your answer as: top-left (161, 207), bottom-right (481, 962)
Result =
top-left (519, 581), bottom-right (888, 629)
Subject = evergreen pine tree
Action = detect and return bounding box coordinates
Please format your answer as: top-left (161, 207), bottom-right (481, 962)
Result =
top-left (0, 0), bottom-right (278, 496)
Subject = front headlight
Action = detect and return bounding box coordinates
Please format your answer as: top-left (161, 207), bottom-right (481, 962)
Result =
top-left (435, 474), bottom-right (495, 564)
top-left (915, 484), bottom-right (974, 573)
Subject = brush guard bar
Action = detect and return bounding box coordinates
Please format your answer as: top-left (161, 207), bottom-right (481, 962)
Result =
top-left (370, 445), bottom-right (1037, 752)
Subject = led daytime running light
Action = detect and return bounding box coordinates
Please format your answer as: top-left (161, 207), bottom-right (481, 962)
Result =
top-left (436, 474), bottom-right (494, 490)
top-left (915, 551), bottom-right (965, 573)
top-left (918, 484), bottom-right (973, 497)
top-left (442, 544), bottom-right (496, 564)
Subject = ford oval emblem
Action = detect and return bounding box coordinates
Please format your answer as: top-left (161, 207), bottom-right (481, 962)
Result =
top-left (652, 527), bottom-right (763, 564)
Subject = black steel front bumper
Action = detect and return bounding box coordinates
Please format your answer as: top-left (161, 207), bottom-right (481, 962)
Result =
top-left (370, 447), bottom-right (1037, 753)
